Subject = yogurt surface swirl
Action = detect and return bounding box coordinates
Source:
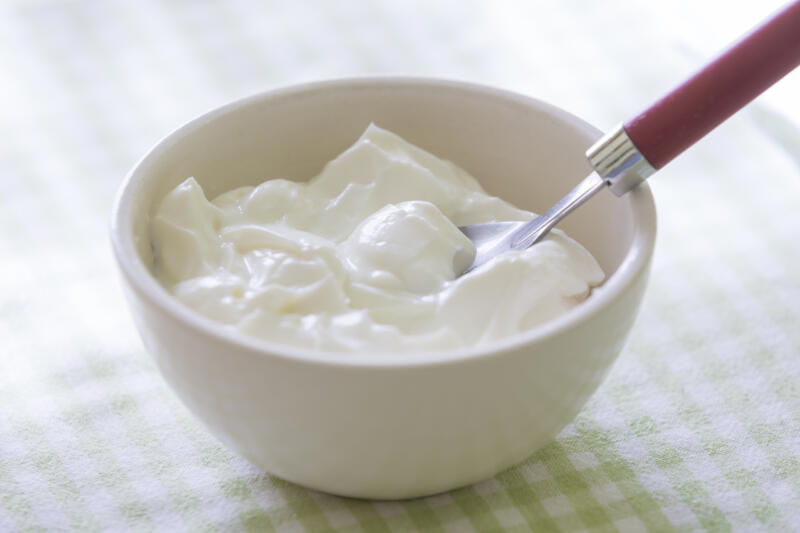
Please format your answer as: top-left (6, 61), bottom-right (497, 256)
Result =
top-left (152, 124), bottom-right (604, 353)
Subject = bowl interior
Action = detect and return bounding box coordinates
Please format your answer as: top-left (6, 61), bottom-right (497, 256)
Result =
top-left (120, 78), bottom-right (650, 311)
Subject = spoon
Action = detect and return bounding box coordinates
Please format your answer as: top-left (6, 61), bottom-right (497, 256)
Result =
top-left (460, 0), bottom-right (800, 274)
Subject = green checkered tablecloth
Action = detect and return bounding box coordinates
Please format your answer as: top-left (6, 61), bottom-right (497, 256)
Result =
top-left (2, 1), bottom-right (800, 531)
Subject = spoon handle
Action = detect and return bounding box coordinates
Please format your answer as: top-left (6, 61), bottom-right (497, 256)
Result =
top-left (588, 0), bottom-right (800, 196)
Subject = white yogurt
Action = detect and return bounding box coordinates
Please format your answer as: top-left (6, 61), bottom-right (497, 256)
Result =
top-left (151, 124), bottom-right (604, 353)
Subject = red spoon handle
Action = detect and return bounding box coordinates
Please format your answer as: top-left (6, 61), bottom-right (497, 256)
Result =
top-left (624, 0), bottom-right (800, 170)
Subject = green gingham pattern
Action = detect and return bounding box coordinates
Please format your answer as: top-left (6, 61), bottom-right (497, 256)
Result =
top-left (2, 1), bottom-right (799, 531)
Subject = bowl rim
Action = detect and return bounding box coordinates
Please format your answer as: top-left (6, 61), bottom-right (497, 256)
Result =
top-left (110, 76), bottom-right (657, 369)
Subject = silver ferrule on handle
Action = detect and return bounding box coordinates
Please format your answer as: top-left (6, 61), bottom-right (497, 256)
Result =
top-left (586, 124), bottom-right (657, 196)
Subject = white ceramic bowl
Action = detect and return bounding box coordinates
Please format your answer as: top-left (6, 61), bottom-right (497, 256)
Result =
top-left (111, 78), bottom-right (656, 500)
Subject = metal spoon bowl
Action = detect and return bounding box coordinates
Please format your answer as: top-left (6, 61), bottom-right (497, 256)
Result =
top-left (460, 172), bottom-right (605, 274)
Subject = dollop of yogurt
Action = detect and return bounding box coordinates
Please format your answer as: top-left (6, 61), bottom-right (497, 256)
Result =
top-left (340, 201), bottom-right (476, 294)
top-left (151, 124), bottom-right (604, 353)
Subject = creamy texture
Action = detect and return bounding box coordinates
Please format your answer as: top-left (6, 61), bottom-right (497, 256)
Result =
top-left (151, 124), bottom-right (604, 353)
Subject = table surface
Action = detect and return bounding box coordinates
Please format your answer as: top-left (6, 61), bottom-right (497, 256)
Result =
top-left (2, 1), bottom-right (800, 531)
